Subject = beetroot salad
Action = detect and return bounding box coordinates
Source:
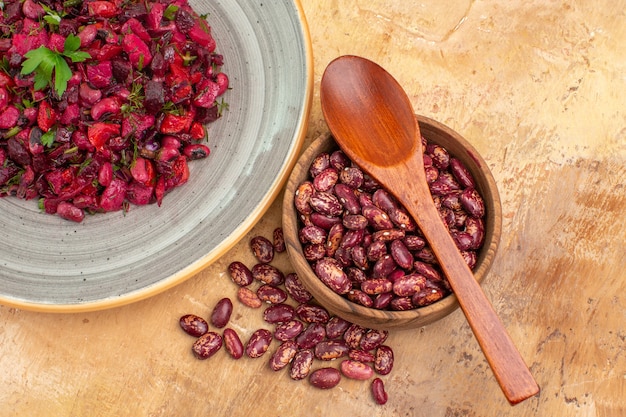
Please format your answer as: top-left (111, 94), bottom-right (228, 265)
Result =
top-left (0, 0), bottom-right (229, 222)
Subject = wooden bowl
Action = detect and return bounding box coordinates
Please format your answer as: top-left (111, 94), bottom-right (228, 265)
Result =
top-left (282, 115), bottom-right (502, 330)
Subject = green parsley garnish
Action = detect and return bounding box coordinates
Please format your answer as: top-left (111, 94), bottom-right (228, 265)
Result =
top-left (20, 34), bottom-right (91, 97)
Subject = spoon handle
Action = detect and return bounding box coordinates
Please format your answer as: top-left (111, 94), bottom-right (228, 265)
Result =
top-left (402, 168), bottom-right (540, 405)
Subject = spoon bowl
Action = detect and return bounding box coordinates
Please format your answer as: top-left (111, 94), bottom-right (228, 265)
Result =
top-left (318, 55), bottom-right (539, 405)
top-left (283, 117), bottom-right (501, 329)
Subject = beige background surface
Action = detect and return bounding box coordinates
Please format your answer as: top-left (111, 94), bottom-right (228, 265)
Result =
top-left (2, 1), bottom-right (625, 416)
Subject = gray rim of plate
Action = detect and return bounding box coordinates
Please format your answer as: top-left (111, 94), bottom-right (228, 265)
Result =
top-left (0, 0), bottom-right (314, 312)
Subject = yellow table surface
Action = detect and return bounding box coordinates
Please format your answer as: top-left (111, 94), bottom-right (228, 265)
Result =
top-left (2, 1), bottom-right (625, 416)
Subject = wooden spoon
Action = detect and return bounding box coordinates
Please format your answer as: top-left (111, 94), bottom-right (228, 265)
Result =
top-left (320, 55), bottom-right (539, 405)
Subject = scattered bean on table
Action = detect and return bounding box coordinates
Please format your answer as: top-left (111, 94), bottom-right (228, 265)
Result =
top-left (178, 228), bottom-right (397, 405)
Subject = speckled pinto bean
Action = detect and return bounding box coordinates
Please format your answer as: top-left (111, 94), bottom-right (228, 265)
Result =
top-left (341, 359), bottom-right (374, 380)
top-left (269, 340), bottom-right (298, 371)
top-left (349, 349), bottom-right (376, 363)
top-left (263, 303), bottom-right (296, 324)
top-left (360, 329), bottom-right (389, 351)
top-left (256, 284), bottom-right (288, 304)
top-left (313, 167), bottom-right (339, 192)
top-left (228, 261), bottom-right (254, 287)
top-left (449, 157), bottom-right (475, 188)
top-left (192, 332), bottom-right (223, 359)
top-left (325, 223), bottom-right (344, 257)
top-left (223, 328), bottom-right (244, 359)
top-left (340, 166), bottom-right (364, 189)
top-left (284, 273), bottom-right (313, 304)
top-left (343, 323), bottom-right (366, 349)
top-left (250, 236), bottom-right (274, 264)
top-left (273, 227), bottom-right (286, 253)
top-left (310, 212), bottom-right (342, 230)
top-left (362, 205), bottom-right (394, 230)
top-left (252, 263), bottom-right (285, 286)
top-left (309, 367), bottom-right (342, 389)
top-left (210, 297), bottom-right (233, 328)
top-left (460, 188), bottom-right (485, 218)
top-left (290, 349), bottom-right (314, 380)
top-left (314, 257), bottom-right (352, 294)
top-left (296, 322), bottom-right (327, 349)
top-left (304, 243), bottom-right (326, 261)
top-left (347, 289), bottom-right (374, 307)
top-left (330, 149), bottom-right (351, 171)
top-left (179, 314), bottom-right (209, 337)
top-left (245, 329), bottom-right (273, 358)
top-left (392, 273), bottom-right (427, 297)
top-left (325, 316), bottom-right (351, 339)
top-left (294, 181), bottom-right (315, 215)
top-left (334, 183), bottom-right (361, 214)
top-left (309, 152), bottom-right (330, 177)
top-left (296, 303), bottom-right (331, 323)
top-left (237, 287), bottom-right (263, 309)
top-left (314, 340), bottom-right (350, 360)
top-left (389, 239), bottom-right (413, 270)
top-left (361, 277), bottom-right (393, 295)
top-left (299, 225), bottom-right (327, 245)
top-left (274, 320), bottom-right (305, 341)
top-left (374, 345), bottom-right (394, 375)
top-left (372, 378), bottom-right (388, 405)
top-left (309, 191), bottom-right (343, 217)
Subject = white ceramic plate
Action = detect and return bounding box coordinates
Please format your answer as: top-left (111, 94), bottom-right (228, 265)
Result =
top-left (0, 0), bottom-right (313, 312)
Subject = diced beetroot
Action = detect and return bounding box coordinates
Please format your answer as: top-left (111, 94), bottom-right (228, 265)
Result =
top-left (189, 122), bottom-right (205, 140)
top-left (22, 107), bottom-right (38, 126)
top-left (143, 80), bottom-right (165, 113)
top-left (154, 176), bottom-right (165, 206)
top-left (77, 24), bottom-right (98, 48)
top-left (188, 20), bottom-right (216, 51)
top-left (146, 2), bottom-right (165, 30)
top-left (97, 44), bottom-right (124, 61)
top-left (87, 61), bottom-right (114, 89)
top-left (60, 103), bottom-right (80, 125)
top-left (0, 105), bottom-right (19, 129)
top-left (72, 130), bottom-right (95, 152)
top-left (122, 17), bottom-right (151, 43)
top-left (193, 78), bottom-right (220, 108)
top-left (48, 33), bottom-right (66, 52)
top-left (41, 198), bottom-right (60, 214)
top-left (37, 101), bottom-right (57, 132)
top-left (56, 201), bottom-right (85, 222)
top-left (164, 156), bottom-right (190, 190)
top-left (88, 122), bottom-right (121, 150)
top-left (99, 178), bottom-right (127, 212)
top-left (72, 194), bottom-right (98, 210)
top-left (88, 1), bottom-right (119, 18)
top-left (126, 181), bottom-right (154, 206)
top-left (121, 113), bottom-right (155, 139)
top-left (0, 72), bottom-right (13, 88)
top-left (122, 33), bottom-right (153, 69)
top-left (7, 137), bottom-right (31, 167)
top-left (160, 112), bottom-right (193, 134)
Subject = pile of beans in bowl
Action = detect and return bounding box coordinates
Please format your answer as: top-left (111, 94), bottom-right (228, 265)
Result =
top-left (0, 0), bottom-right (228, 222)
top-left (293, 135), bottom-right (487, 311)
top-left (179, 229), bottom-right (393, 406)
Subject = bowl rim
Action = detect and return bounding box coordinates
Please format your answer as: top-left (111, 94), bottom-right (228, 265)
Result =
top-left (1, 0), bottom-right (315, 313)
top-left (282, 114), bottom-right (502, 328)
